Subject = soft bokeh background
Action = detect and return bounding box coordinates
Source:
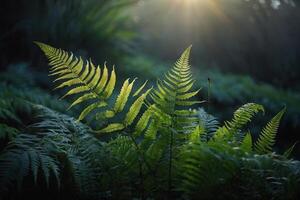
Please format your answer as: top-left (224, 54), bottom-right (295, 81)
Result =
top-left (1, 0), bottom-right (299, 156)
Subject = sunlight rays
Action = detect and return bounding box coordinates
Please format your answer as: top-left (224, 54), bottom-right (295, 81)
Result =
top-left (173, 0), bottom-right (230, 23)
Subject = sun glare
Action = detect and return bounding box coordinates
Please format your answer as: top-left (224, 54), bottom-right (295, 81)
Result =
top-left (173, 0), bottom-right (230, 23)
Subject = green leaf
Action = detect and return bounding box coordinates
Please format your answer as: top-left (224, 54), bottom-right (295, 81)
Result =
top-left (60, 86), bottom-right (89, 99)
top-left (226, 103), bottom-right (265, 133)
top-left (78, 101), bottom-right (107, 121)
top-left (254, 107), bottom-right (286, 154)
top-left (98, 123), bottom-right (125, 133)
top-left (240, 132), bottom-right (252, 152)
top-left (68, 93), bottom-right (97, 109)
top-left (104, 110), bottom-right (116, 118)
top-left (176, 89), bottom-right (200, 100)
top-left (189, 125), bottom-right (204, 143)
top-left (103, 66), bottom-right (116, 98)
top-left (95, 63), bottom-right (108, 94)
top-left (134, 105), bottom-right (154, 137)
top-left (133, 80), bottom-right (148, 97)
top-left (176, 100), bottom-right (205, 106)
top-left (124, 88), bottom-right (152, 126)
top-left (113, 79), bottom-right (136, 113)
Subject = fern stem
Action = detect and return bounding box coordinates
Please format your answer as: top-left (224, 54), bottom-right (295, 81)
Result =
top-left (127, 133), bottom-right (146, 200)
top-left (168, 128), bottom-right (174, 199)
top-left (207, 77), bottom-right (211, 112)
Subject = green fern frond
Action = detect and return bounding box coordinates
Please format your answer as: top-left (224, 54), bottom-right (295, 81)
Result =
top-left (196, 108), bottom-right (219, 142)
top-left (99, 88), bottom-right (152, 133)
top-left (254, 108), bottom-right (286, 154)
top-left (133, 105), bottom-right (156, 137)
top-left (151, 46), bottom-right (202, 116)
top-left (143, 46), bottom-right (203, 142)
top-left (36, 42), bottom-right (120, 121)
top-left (188, 125), bottom-right (205, 143)
top-left (226, 103), bottom-right (264, 132)
top-left (29, 105), bottom-right (103, 197)
top-left (240, 132), bottom-right (253, 152)
top-left (124, 88), bottom-right (152, 126)
top-left (214, 103), bottom-right (264, 141)
top-left (113, 78), bottom-right (136, 113)
top-left (37, 42), bottom-right (150, 135)
top-left (0, 134), bottom-right (60, 192)
top-left (99, 123), bottom-right (125, 133)
top-left (133, 80), bottom-right (148, 97)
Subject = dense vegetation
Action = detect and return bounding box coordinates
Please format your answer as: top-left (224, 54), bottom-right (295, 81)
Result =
top-left (1, 0), bottom-right (300, 199)
top-left (0, 43), bottom-right (299, 200)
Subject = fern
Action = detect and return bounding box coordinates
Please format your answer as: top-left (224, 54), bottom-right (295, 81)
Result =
top-left (0, 134), bottom-right (60, 192)
top-left (31, 42), bottom-right (300, 199)
top-left (177, 141), bottom-right (300, 199)
top-left (240, 132), bottom-right (253, 152)
top-left (135, 46), bottom-right (204, 195)
top-left (0, 103), bottom-right (106, 199)
top-left (150, 46), bottom-right (202, 118)
top-left (196, 108), bottom-right (219, 142)
top-left (213, 103), bottom-right (264, 142)
top-left (32, 105), bottom-right (104, 198)
top-left (176, 142), bottom-right (240, 199)
top-left (224, 103), bottom-right (264, 133)
top-left (36, 42), bottom-right (150, 134)
top-left (254, 108), bottom-right (286, 154)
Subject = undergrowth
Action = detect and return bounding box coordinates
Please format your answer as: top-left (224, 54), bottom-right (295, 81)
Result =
top-left (0, 43), bottom-right (299, 200)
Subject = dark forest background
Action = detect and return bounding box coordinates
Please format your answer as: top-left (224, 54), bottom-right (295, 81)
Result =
top-left (0, 0), bottom-right (300, 156)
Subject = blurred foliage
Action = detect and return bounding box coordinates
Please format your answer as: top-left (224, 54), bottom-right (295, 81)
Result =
top-left (0, 0), bottom-right (138, 68)
top-left (132, 0), bottom-right (300, 89)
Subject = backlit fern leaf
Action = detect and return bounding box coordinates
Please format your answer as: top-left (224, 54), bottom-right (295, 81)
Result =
top-left (147, 46), bottom-right (203, 136)
top-left (151, 46), bottom-right (202, 115)
top-left (213, 103), bottom-right (264, 141)
top-left (225, 103), bottom-right (264, 133)
top-left (138, 46), bottom-right (204, 192)
top-left (35, 42), bottom-right (113, 120)
top-left (254, 108), bottom-right (286, 154)
top-left (36, 42), bottom-right (150, 134)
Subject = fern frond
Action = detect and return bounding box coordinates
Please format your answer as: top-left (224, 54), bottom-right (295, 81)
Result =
top-left (30, 105), bottom-right (104, 197)
top-left (99, 123), bottom-right (125, 133)
top-left (133, 80), bottom-right (148, 97)
top-left (195, 108), bottom-right (219, 142)
top-left (254, 108), bottom-right (286, 154)
top-left (240, 132), bottom-right (253, 152)
top-left (151, 46), bottom-right (202, 116)
top-left (36, 42), bottom-right (120, 121)
top-left (0, 134), bottom-right (60, 192)
top-left (124, 88), bottom-right (152, 126)
top-left (214, 103), bottom-right (264, 142)
top-left (37, 43), bottom-right (150, 135)
top-left (113, 78), bottom-right (136, 113)
top-left (142, 46), bottom-right (203, 141)
top-left (226, 103), bottom-right (264, 132)
top-left (99, 88), bottom-right (152, 133)
top-left (134, 105), bottom-right (156, 137)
